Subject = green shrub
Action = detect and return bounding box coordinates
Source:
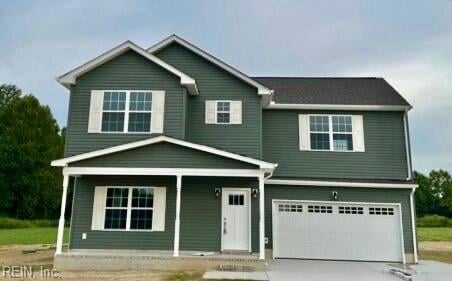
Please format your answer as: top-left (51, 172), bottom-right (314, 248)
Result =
top-left (417, 215), bottom-right (452, 227)
top-left (0, 217), bottom-right (58, 229)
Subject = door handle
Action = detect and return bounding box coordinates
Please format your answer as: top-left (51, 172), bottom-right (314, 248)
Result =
top-left (223, 218), bottom-right (227, 234)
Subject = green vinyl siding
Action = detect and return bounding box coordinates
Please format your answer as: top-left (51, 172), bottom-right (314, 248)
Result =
top-left (154, 42), bottom-right (262, 159)
top-left (264, 184), bottom-right (414, 254)
top-left (70, 142), bottom-right (257, 169)
top-left (69, 176), bottom-right (176, 250)
top-left (65, 50), bottom-right (186, 156)
top-left (263, 110), bottom-right (408, 180)
top-left (69, 176), bottom-right (259, 252)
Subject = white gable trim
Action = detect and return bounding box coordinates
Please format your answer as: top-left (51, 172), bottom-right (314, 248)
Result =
top-left (51, 135), bottom-right (277, 170)
top-left (57, 41), bottom-right (199, 95)
top-left (147, 35), bottom-right (272, 96)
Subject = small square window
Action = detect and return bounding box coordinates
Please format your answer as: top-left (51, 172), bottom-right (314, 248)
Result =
top-left (216, 101), bottom-right (231, 124)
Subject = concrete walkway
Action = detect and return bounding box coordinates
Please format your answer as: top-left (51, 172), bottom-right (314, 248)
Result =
top-left (266, 259), bottom-right (452, 281)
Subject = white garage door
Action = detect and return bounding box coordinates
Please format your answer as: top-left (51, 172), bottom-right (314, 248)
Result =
top-left (272, 200), bottom-right (404, 262)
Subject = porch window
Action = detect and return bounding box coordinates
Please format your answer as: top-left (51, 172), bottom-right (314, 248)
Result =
top-left (103, 187), bottom-right (154, 231)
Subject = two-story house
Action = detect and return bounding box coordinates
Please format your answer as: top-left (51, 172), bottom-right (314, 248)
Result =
top-left (51, 35), bottom-right (417, 266)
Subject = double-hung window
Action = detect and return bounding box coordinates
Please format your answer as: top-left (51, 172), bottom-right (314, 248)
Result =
top-left (101, 91), bottom-right (152, 133)
top-left (309, 115), bottom-right (353, 151)
top-left (216, 101), bottom-right (231, 124)
top-left (102, 91), bottom-right (126, 132)
top-left (104, 187), bottom-right (154, 231)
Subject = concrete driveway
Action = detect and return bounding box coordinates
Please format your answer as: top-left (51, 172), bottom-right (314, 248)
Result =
top-left (266, 259), bottom-right (452, 281)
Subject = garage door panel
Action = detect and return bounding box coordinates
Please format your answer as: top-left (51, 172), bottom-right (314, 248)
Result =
top-left (273, 201), bottom-right (403, 262)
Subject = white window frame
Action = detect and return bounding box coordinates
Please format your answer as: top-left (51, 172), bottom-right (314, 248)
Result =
top-left (101, 90), bottom-right (153, 134)
top-left (103, 186), bottom-right (155, 232)
top-left (215, 100), bottom-right (232, 124)
top-left (308, 114), bottom-right (354, 152)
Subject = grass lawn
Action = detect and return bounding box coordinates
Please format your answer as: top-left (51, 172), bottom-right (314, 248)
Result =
top-left (0, 227), bottom-right (69, 245)
top-left (418, 227), bottom-right (452, 241)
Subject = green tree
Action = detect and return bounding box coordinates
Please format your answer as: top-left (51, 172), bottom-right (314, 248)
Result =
top-left (0, 93), bottom-right (64, 218)
top-left (415, 169), bottom-right (452, 218)
top-left (0, 84), bottom-right (21, 108)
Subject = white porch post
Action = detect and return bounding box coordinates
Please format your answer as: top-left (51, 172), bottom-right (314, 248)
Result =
top-left (258, 173), bottom-right (265, 260)
top-left (173, 175), bottom-right (182, 257)
top-left (55, 175), bottom-right (69, 255)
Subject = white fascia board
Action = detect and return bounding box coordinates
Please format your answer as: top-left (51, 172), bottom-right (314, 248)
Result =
top-left (265, 179), bottom-right (418, 189)
top-left (63, 167), bottom-right (264, 178)
top-left (52, 135), bottom-right (277, 170)
top-left (57, 41), bottom-right (199, 95)
top-left (266, 103), bottom-right (412, 112)
top-left (147, 35), bottom-right (272, 95)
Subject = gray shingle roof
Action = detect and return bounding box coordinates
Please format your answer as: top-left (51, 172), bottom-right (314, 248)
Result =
top-left (252, 77), bottom-right (411, 106)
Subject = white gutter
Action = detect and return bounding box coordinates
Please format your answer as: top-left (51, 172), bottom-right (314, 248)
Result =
top-left (265, 179), bottom-right (417, 189)
top-left (265, 103), bottom-right (412, 112)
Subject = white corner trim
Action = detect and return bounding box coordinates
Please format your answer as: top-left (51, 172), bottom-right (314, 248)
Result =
top-left (57, 41), bottom-right (198, 95)
top-left (403, 112), bottom-right (413, 180)
top-left (147, 35), bottom-right (272, 95)
top-left (266, 103), bottom-right (412, 112)
top-left (410, 186), bottom-right (418, 263)
top-left (265, 179), bottom-right (418, 189)
top-left (52, 135), bottom-right (277, 169)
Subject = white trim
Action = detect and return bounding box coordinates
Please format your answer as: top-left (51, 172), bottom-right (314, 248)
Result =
top-left (410, 186), bottom-right (418, 263)
top-left (220, 188), bottom-right (252, 253)
top-left (52, 135), bottom-right (277, 170)
top-left (147, 35), bottom-right (272, 95)
top-left (173, 175), bottom-right (182, 257)
top-left (271, 199), bottom-right (405, 263)
top-left (55, 175), bottom-right (69, 255)
top-left (265, 179), bottom-right (417, 189)
top-left (258, 174), bottom-right (265, 260)
top-left (57, 41), bottom-right (199, 95)
top-left (266, 103), bottom-right (412, 111)
top-left (403, 112), bottom-right (413, 180)
top-left (63, 167), bottom-right (265, 178)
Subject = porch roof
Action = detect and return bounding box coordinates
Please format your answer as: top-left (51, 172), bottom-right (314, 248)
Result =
top-left (52, 135), bottom-right (277, 170)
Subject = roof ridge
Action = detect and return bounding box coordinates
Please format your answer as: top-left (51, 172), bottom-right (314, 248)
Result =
top-left (252, 76), bottom-right (382, 79)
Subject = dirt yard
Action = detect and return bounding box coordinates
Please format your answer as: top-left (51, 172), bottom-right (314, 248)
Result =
top-left (1, 243), bottom-right (451, 280)
top-left (0, 245), bottom-right (196, 281)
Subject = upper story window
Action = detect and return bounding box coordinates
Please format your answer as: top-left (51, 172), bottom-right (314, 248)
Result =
top-left (205, 100), bottom-right (242, 125)
top-left (100, 91), bottom-right (152, 133)
top-left (216, 101), bottom-right (231, 124)
top-left (89, 90), bottom-right (165, 134)
top-left (309, 115), bottom-right (353, 151)
top-left (299, 114), bottom-right (365, 152)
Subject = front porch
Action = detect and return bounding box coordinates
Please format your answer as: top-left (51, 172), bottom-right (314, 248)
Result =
top-left (54, 249), bottom-right (264, 271)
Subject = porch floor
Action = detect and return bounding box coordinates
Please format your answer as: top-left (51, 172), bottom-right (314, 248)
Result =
top-left (55, 249), bottom-right (263, 271)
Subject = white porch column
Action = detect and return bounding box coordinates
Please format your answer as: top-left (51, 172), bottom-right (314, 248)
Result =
top-left (55, 175), bottom-right (69, 255)
top-left (173, 175), bottom-right (182, 257)
top-left (258, 174), bottom-right (265, 260)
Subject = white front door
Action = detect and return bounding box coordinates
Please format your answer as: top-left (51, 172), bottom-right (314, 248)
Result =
top-left (222, 189), bottom-right (250, 251)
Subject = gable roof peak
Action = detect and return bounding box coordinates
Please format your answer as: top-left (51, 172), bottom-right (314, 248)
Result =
top-left (57, 40), bottom-right (199, 95)
top-left (147, 35), bottom-right (273, 95)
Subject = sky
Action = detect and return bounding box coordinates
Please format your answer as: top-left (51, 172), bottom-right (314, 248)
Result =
top-left (0, 0), bottom-right (451, 173)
